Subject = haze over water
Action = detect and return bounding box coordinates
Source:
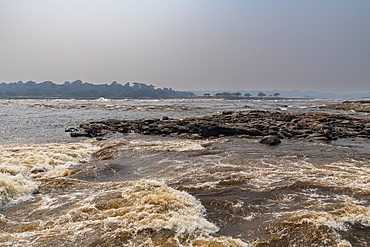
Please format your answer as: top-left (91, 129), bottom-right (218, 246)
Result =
top-left (1, 98), bottom-right (370, 246)
top-left (1, 1), bottom-right (370, 93)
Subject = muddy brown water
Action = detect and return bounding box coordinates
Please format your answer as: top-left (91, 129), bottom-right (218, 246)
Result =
top-left (1, 99), bottom-right (369, 246)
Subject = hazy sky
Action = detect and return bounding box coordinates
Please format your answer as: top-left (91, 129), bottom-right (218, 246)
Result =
top-left (1, 0), bottom-right (369, 93)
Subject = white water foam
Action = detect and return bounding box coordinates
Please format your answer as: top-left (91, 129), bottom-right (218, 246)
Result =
top-left (97, 138), bottom-right (208, 153)
top-left (0, 179), bottom-right (249, 246)
top-left (0, 142), bottom-right (98, 207)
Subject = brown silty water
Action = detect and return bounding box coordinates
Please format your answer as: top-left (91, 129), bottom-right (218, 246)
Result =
top-left (0, 99), bottom-right (369, 246)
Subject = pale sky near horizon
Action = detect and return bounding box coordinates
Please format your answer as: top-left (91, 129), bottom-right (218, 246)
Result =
top-left (1, 0), bottom-right (369, 93)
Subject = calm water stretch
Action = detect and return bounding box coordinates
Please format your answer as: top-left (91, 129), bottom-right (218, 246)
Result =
top-left (0, 98), bottom-right (370, 246)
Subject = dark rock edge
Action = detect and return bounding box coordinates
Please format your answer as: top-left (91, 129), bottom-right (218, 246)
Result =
top-left (67, 110), bottom-right (370, 141)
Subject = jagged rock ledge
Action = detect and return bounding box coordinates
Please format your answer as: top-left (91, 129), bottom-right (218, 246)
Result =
top-left (67, 110), bottom-right (370, 141)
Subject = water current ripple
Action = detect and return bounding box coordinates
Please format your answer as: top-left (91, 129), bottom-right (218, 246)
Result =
top-left (0, 98), bottom-right (369, 246)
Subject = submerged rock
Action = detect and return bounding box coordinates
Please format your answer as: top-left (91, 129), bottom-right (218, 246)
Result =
top-left (324, 129), bottom-right (336, 140)
top-left (259, 135), bottom-right (281, 145)
top-left (70, 132), bottom-right (89, 137)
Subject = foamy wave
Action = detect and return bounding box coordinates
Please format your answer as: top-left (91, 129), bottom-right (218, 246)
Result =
top-left (94, 138), bottom-right (208, 160)
top-left (0, 179), bottom-right (248, 246)
top-left (0, 142), bottom-right (98, 207)
top-left (169, 158), bottom-right (370, 194)
top-left (0, 173), bottom-right (37, 207)
top-left (270, 202), bottom-right (370, 246)
top-left (95, 97), bottom-right (110, 102)
top-left (28, 102), bottom-right (196, 112)
top-left (129, 139), bottom-right (206, 152)
top-left (277, 203), bottom-right (370, 231)
top-left (112, 179), bottom-right (218, 234)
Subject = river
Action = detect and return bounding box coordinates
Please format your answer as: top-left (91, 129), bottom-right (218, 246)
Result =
top-left (0, 98), bottom-right (369, 246)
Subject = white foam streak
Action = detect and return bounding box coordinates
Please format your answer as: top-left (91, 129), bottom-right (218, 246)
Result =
top-left (275, 202), bottom-right (370, 231)
top-left (98, 138), bottom-right (208, 153)
top-left (172, 157), bottom-right (370, 194)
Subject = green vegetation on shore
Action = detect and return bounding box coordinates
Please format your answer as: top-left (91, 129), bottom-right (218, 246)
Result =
top-left (203, 91), bottom-right (283, 100)
top-left (0, 80), bottom-right (195, 99)
top-left (0, 81), bottom-right (284, 100)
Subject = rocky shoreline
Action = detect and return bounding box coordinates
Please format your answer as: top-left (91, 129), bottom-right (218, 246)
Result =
top-left (68, 110), bottom-right (370, 142)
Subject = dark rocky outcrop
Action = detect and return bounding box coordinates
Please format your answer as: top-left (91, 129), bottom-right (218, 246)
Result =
top-left (259, 136), bottom-right (281, 145)
top-left (68, 110), bottom-right (370, 140)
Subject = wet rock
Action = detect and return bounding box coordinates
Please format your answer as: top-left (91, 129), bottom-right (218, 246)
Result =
top-left (65, 127), bottom-right (78, 132)
top-left (268, 131), bottom-right (279, 136)
top-left (296, 121), bottom-right (309, 129)
top-left (281, 130), bottom-right (293, 138)
top-left (360, 128), bottom-right (370, 135)
top-left (70, 110), bottom-right (370, 140)
top-left (234, 127), bottom-right (262, 136)
top-left (324, 129), bottom-right (335, 140)
top-left (313, 123), bottom-right (331, 131)
top-left (190, 133), bottom-right (201, 139)
top-left (222, 111), bottom-right (233, 115)
top-left (295, 134), bottom-right (309, 139)
top-left (260, 135), bottom-right (281, 145)
top-left (141, 119), bottom-right (159, 124)
top-left (79, 123), bottom-right (90, 128)
top-left (70, 132), bottom-right (89, 137)
top-left (269, 126), bottom-right (280, 132)
top-left (307, 133), bottom-right (326, 140)
top-left (290, 128), bottom-right (303, 136)
top-left (277, 132), bottom-right (285, 139)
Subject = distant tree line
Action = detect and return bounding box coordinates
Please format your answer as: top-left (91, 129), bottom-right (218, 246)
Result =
top-left (205, 91), bottom-right (280, 99)
top-left (0, 80), bottom-right (195, 99)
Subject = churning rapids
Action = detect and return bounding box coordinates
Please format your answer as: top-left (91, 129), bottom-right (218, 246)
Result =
top-left (0, 98), bottom-right (370, 246)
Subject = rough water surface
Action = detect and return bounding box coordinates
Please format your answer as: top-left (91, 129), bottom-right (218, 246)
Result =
top-left (0, 98), bottom-right (369, 246)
